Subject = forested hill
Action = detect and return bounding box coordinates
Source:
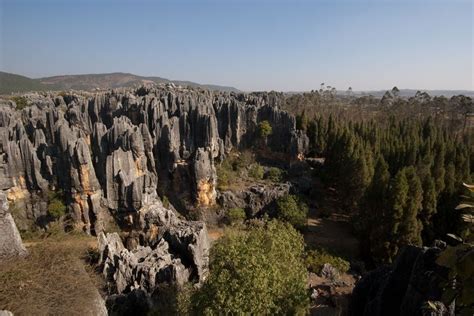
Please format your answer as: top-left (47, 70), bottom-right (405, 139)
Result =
top-left (0, 71), bottom-right (240, 94)
top-left (284, 87), bottom-right (473, 265)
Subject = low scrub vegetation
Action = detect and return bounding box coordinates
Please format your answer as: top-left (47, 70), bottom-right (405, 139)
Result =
top-left (217, 151), bottom-right (285, 190)
top-left (265, 167), bottom-right (284, 182)
top-left (226, 207), bottom-right (246, 225)
top-left (10, 96), bottom-right (28, 110)
top-left (248, 163), bottom-right (264, 180)
top-left (216, 151), bottom-right (251, 190)
top-left (47, 190), bottom-right (66, 220)
top-left (305, 248), bottom-right (350, 275)
top-left (276, 194), bottom-right (308, 228)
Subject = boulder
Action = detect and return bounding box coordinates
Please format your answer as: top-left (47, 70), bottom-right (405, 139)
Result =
top-left (218, 182), bottom-right (291, 216)
top-left (0, 191), bottom-right (27, 259)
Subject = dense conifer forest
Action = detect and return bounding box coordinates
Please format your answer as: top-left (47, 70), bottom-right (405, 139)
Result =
top-left (286, 87), bottom-right (473, 266)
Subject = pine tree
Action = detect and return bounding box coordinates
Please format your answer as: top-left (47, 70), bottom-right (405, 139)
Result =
top-left (398, 167), bottom-right (423, 247)
top-left (385, 168), bottom-right (409, 262)
top-left (365, 156), bottom-right (391, 262)
top-left (420, 174), bottom-right (437, 242)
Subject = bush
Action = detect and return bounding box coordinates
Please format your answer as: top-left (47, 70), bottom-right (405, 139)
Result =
top-left (305, 248), bottom-right (350, 275)
top-left (149, 283), bottom-right (194, 316)
top-left (192, 220), bottom-right (309, 314)
top-left (217, 151), bottom-right (256, 190)
top-left (162, 195), bottom-right (170, 208)
top-left (11, 96), bottom-right (28, 110)
top-left (232, 151), bottom-right (254, 171)
top-left (227, 207), bottom-right (246, 224)
top-left (258, 120), bottom-right (272, 138)
top-left (276, 195), bottom-right (308, 228)
top-left (248, 163), bottom-right (264, 180)
top-left (47, 191), bottom-right (66, 219)
top-left (265, 167), bottom-right (284, 182)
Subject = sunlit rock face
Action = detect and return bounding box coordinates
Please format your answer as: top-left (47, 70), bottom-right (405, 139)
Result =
top-left (0, 85), bottom-right (308, 232)
top-left (0, 191), bottom-right (27, 259)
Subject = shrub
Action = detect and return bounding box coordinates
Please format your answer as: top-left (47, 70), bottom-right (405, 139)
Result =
top-left (265, 167), bottom-right (284, 182)
top-left (162, 195), bottom-right (170, 208)
top-left (258, 120), bottom-right (272, 138)
top-left (276, 195), bottom-right (308, 228)
top-left (47, 191), bottom-right (66, 219)
top-left (227, 207), bottom-right (246, 224)
top-left (11, 96), bottom-right (28, 110)
top-left (305, 248), bottom-right (350, 275)
top-left (150, 283), bottom-right (194, 316)
top-left (232, 151), bottom-right (254, 171)
top-left (248, 163), bottom-right (264, 180)
top-left (192, 220), bottom-right (309, 314)
top-left (216, 162), bottom-right (232, 190)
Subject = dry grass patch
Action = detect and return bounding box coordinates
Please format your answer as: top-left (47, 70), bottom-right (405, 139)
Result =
top-left (0, 234), bottom-right (104, 316)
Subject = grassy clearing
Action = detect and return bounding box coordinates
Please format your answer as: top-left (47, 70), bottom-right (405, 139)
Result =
top-left (0, 233), bottom-right (104, 316)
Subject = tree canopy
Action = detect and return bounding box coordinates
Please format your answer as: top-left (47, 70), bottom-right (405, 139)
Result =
top-left (192, 220), bottom-right (309, 315)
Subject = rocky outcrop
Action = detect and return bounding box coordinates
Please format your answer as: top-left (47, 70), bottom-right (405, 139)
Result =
top-left (0, 191), bottom-right (27, 259)
top-left (98, 201), bottom-right (209, 312)
top-left (0, 86), bottom-right (307, 233)
top-left (350, 245), bottom-right (453, 316)
top-left (218, 182), bottom-right (291, 216)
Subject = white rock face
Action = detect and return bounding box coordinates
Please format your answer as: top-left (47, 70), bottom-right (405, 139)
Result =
top-left (0, 191), bottom-right (27, 259)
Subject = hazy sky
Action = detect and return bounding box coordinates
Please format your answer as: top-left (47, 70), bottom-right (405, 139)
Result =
top-left (0, 0), bottom-right (472, 91)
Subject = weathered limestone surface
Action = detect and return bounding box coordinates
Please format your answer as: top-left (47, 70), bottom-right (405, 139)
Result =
top-left (0, 86), bottom-right (307, 232)
top-left (97, 201), bottom-right (210, 310)
top-left (0, 86), bottom-right (307, 314)
top-left (218, 182), bottom-right (292, 216)
top-left (0, 191), bottom-right (27, 259)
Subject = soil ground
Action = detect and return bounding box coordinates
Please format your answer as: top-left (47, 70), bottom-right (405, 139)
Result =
top-left (305, 177), bottom-right (360, 315)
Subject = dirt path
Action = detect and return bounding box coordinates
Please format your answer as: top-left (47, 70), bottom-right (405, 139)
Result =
top-left (305, 214), bottom-right (360, 260)
top-left (303, 178), bottom-right (360, 315)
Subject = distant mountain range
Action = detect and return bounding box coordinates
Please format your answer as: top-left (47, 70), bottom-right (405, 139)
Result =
top-left (1, 71), bottom-right (472, 97)
top-left (0, 71), bottom-right (240, 94)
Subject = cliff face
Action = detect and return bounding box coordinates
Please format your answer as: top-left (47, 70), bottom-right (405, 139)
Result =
top-left (0, 86), bottom-right (308, 233)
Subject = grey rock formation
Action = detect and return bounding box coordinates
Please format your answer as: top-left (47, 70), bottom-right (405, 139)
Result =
top-left (350, 245), bottom-right (454, 316)
top-left (321, 263), bottom-right (339, 281)
top-left (0, 191), bottom-right (27, 259)
top-left (218, 182), bottom-right (291, 216)
top-left (98, 201), bottom-right (209, 303)
top-left (0, 86), bottom-right (307, 232)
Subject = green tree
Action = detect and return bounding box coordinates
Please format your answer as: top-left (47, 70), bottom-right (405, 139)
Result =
top-left (398, 167), bottom-right (423, 247)
top-left (420, 174), bottom-right (437, 241)
top-left (226, 207), bottom-right (246, 225)
top-left (248, 163), bottom-right (264, 180)
top-left (47, 190), bottom-right (66, 219)
top-left (258, 120), bottom-right (273, 139)
top-left (11, 96), bottom-right (28, 110)
top-left (193, 220), bottom-right (309, 315)
top-left (276, 195), bottom-right (308, 228)
top-left (385, 168), bottom-right (410, 262)
top-left (361, 156), bottom-right (391, 262)
top-left (296, 110), bottom-right (308, 131)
